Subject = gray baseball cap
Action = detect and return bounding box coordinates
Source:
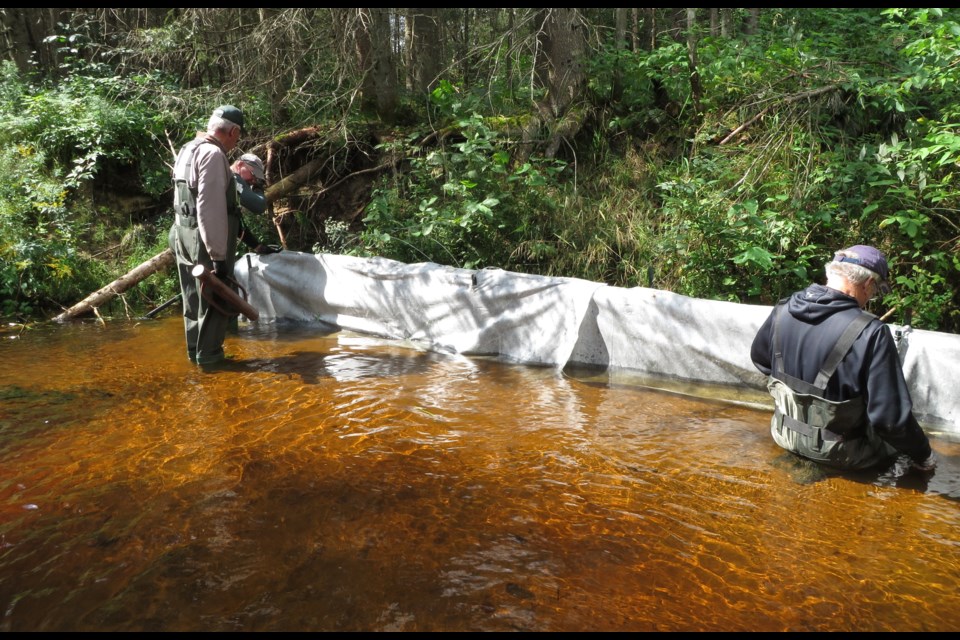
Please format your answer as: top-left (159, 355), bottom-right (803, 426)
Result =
top-left (239, 154), bottom-right (265, 182)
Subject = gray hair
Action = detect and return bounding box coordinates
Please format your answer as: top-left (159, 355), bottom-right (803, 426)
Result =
top-left (825, 256), bottom-right (880, 286)
top-left (207, 115), bottom-right (240, 136)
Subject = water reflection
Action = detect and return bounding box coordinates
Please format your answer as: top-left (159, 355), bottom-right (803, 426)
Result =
top-left (0, 317), bottom-right (958, 632)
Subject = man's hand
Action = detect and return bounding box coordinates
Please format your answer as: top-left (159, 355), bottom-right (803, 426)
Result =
top-left (231, 161), bottom-right (255, 185)
top-left (212, 260), bottom-right (230, 279)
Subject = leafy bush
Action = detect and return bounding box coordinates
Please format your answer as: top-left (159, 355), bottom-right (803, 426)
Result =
top-left (353, 81), bottom-right (566, 271)
top-left (0, 54), bottom-right (177, 320)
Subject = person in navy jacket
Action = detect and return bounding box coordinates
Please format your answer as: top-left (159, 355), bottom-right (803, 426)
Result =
top-left (751, 245), bottom-right (935, 471)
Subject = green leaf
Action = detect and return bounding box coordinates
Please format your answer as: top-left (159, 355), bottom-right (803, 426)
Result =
top-left (733, 246), bottom-right (774, 269)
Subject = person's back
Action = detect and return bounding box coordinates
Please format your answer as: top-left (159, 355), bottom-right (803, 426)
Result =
top-left (750, 245), bottom-right (935, 471)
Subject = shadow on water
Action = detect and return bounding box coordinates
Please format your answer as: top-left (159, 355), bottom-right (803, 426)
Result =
top-left (238, 318), bottom-right (341, 343)
top-left (203, 321), bottom-right (441, 383)
top-left (200, 348), bottom-right (438, 385)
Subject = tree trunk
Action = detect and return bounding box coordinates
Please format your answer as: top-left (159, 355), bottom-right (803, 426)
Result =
top-left (612, 8), bottom-right (627, 103)
top-left (721, 8), bottom-right (734, 39)
top-left (505, 8), bottom-right (516, 97)
top-left (0, 9), bottom-right (31, 72)
top-left (539, 8), bottom-right (586, 120)
top-left (410, 8), bottom-right (441, 94)
top-left (516, 8), bottom-right (589, 163)
top-left (687, 8), bottom-right (702, 121)
top-left (371, 8), bottom-right (397, 120)
top-left (355, 8), bottom-right (397, 122)
top-left (354, 9), bottom-right (376, 115)
top-left (251, 157), bottom-right (329, 250)
top-left (460, 8), bottom-right (471, 85)
top-left (746, 8), bottom-right (760, 36)
top-left (639, 8), bottom-right (655, 51)
top-left (263, 157), bottom-right (326, 201)
top-left (403, 8), bottom-right (414, 91)
top-left (0, 8), bottom-right (65, 76)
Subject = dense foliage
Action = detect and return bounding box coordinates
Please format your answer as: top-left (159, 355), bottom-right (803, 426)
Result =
top-left (0, 8), bottom-right (958, 332)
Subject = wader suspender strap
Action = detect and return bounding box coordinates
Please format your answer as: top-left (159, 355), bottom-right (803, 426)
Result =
top-left (174, 139), bottom-right (216, 219)
top-left (175, 139), bottom-right (203, 186)
top-left (174, 141), bottom-right (200, 224)
top-left (813, 312), bottom-right (874, 389)
top-left (771, 301), bottom-right (787, 384)
top-left (772, 303), bottom-right (874, 396)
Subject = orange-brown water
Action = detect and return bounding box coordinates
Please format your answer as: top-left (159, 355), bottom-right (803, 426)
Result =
top-left (1, 316), bottom-right (958, 632)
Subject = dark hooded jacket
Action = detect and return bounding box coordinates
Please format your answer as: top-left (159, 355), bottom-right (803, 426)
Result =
top-left (751, 283), bottom-right (931, 465)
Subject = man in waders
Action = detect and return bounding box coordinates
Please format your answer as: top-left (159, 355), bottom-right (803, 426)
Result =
top-left (750, 245), bottom-right (936, 472)
top-left (170, 105), bottom-right (246, 367)
top-left (231, 153), bottom-right (280, 256)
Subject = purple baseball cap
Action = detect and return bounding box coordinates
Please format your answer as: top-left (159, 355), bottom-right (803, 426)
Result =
top-left (834, 245), bottom-right (891, 293)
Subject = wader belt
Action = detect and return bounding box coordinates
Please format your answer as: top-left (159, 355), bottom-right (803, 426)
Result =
top-left (777, 412), bottom-right (844, 441)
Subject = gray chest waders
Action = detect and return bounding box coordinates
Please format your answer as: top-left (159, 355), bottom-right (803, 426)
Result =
top-left (169, 139), bottom-right (240, 364)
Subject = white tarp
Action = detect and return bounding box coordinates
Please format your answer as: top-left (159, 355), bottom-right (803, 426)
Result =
top-left (235, 252), bottom-right (604, 366)
top-left (235, 252), bottom-right (959, 437)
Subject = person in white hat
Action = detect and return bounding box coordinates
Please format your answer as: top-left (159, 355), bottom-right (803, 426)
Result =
top-left (230, 153), bottom-right (279, 256)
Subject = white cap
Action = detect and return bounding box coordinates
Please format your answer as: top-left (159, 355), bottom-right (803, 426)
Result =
top-left (239, 153), bottom-right (265, 182)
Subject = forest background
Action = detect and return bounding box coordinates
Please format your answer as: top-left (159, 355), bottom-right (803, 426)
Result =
top-left (1, 8), bottom-right (958, 333)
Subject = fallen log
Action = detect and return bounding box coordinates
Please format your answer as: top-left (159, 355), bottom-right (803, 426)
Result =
top-left (265, 157), bottom-right (326, 246)
top-left (263, 157), bottom-right (326, 201)
top-left (271, 125), bottom-right (325, 149)
top-left (53, 249), bottom-right (175, 322)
